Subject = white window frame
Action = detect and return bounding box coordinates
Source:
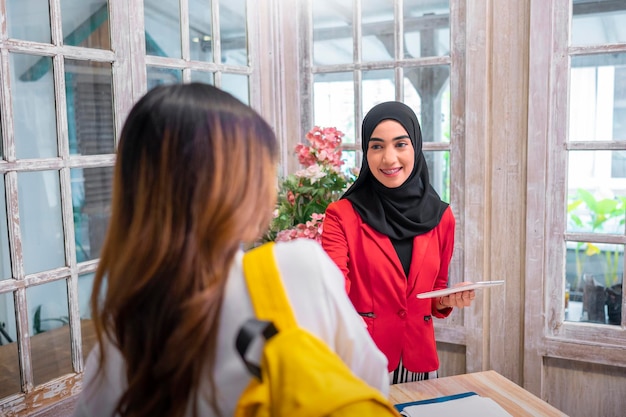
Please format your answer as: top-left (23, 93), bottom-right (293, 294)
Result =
top-left (525, 0), bottom-right (626, 394)
top-left (0, 0), bottom-right (265, 414)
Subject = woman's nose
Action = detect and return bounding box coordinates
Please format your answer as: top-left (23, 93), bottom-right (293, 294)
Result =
top-left (382, 148), bottom-right (395, 163)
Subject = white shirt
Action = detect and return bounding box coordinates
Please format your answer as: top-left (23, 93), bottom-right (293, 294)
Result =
top-left (73, 239), bottom-right (389, 417)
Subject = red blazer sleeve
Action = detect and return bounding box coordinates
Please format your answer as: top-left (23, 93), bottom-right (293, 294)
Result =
top-left (430, 206), bottom-right (456, 318)
top-left (322, 201), bottom-right (352, 293)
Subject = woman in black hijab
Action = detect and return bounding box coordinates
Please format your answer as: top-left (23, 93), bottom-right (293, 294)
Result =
top-left (322, 101), bottom-right (475, 384)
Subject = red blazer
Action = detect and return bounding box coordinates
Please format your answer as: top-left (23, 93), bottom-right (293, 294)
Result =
top-left (322, 199), bottom-right (455, 373)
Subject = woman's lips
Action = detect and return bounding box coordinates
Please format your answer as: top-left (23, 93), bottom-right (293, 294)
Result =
top-left (380, 167), bottom-right (402, 176)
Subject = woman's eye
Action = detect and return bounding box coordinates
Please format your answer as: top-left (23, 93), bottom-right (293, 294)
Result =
top-left (370, 144), bottom-right (382, 150)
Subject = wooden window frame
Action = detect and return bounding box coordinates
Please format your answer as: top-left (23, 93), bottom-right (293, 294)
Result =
top-left (0, 0), bottom-right (264, 414)
top-left (293, 0), bottom-right (470, 351)
top-left (525, 0), bottom-right (626, 394)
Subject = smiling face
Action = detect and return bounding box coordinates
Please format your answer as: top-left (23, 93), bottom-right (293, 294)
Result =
top-left (366, 119), bottom-right (415, 188)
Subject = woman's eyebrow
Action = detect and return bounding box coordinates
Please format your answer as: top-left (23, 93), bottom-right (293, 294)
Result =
top-left (369, 135), bottom-right (410, 142)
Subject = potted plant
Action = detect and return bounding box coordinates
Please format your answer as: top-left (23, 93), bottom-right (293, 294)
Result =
top-left (263, 126), bottom-right (356, 243)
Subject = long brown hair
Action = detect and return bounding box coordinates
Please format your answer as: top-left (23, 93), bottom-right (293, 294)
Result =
top-left (90, 83), bottom-right (278, 417)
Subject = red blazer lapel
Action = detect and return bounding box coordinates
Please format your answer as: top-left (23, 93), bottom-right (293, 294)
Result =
top-left (406, 230), bottom-right (434, 292)
top-left (360, 222), bottom-right (406, 278)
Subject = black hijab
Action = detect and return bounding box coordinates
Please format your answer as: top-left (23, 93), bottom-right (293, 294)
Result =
top-left (342, 101), bottom-right (449, 240)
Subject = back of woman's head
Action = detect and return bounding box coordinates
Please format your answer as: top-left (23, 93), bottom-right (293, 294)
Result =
top-left (91, 83), bottom-right (278, 417)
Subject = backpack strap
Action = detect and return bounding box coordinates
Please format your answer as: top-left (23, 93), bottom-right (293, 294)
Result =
top-left (236, 243), bottom-right (298, 379)
top-left (242, 242), bottom-right (297, 330)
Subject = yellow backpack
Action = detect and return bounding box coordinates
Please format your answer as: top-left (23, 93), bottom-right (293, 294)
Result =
top-left (234, 242), bottom-right (400, 417)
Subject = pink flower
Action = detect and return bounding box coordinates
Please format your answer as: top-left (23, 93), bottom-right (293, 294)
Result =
top-left (266, 126), bottom-right (354, 245)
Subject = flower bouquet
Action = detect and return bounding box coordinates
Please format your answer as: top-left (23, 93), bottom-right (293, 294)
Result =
top-left (263, 126), bottom-right (357, 243)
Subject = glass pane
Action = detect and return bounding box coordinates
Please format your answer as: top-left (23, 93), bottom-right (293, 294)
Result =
top-left (570, 54), bottom-right (626, 141)
top-left (403, 0), bottom-right (450, 58)
top-left (26, 280), bottom-right (72, 385)
top-left (424, 150), bottom-right (450, 203)
top-left (312, 0), bottom-right (353, 66)
top-left (362, 69), bottom-right (395, 119)
top-left (0, 291), bottom-right (19, 399)
top-left (190, 71), bottom-right (215, 85)
top-left (6, 0), bottom-right (52, 43)
top-left (78, 273), bottom-right (97, 361)
top-left (65, 60), bottom-right (115, 155)
top-left (0, 178), bottom-right (12, 281)
top-left (61, 0), bottom-right (110, 49)
top-left (361, 0), bottom-right (394, 62)
top-left (72, 167), bottom-right (113, 263)
top-left (18, 171), bottom-right (65, 274)
top-left (567, 151), bottom-right (626, 235)
top-left (565, 241), bottom-right (623, 325)
top-left (572, 0), bottom-right (626, 46)
top-left (221, 73), bottom-right (249, 105)
top-left (341, 150), bottom-right (358, 177)
top-left (0, 104), bottom-right (3, 158)
top-left (404, 65), bottom-right (451, 143)
top-left (10, 53), bottom-right (58, 159)
top-left (147, 66), bottom-right (183, 90)
top-left (145, 0), bottom-right (182, 58)
top-left (220, 0), bottom-right (248, 66)
top-left (314, 72), bottom-right (355, 144)
top-left (190, 0), bottom-right (213, 62)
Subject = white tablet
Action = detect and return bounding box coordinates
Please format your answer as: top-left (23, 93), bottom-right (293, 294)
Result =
top-left (416, 280), bottom-right (505, 299)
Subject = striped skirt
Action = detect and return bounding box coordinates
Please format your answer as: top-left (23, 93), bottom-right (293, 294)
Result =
top-left (389, 358), bottom-right (438, 384)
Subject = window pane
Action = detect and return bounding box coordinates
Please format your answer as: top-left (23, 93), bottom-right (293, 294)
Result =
top-left (0, 291), bottom-right (19, 399)
top-left (341, 150), bottom-right (358, 177)
top-left (220, 0), bottom-right (248, 66)
top-left (78, 273), bottom-right (97, 361)
top-left (61, 0), bottom-right (110, 49)
top-left (147, 66), bottom-right (183, 90)
top-left (425, 150), bottom-right (450, 203)
top-left (314, 72), bottom-right (355, 144)
top-left (6, 0), bottom-right (52, 44)
top-left (0, 103), bottom-right (3, 158)
top-left (404, 65), bottom-right (450, 143)
top-left (404, 0), bottom-right (450, 59)
top-left (572, 0), bottom-right (626, 46)
top-left (26, 280), bottom-right (72, 385)
top-left (362, 69), bottom-right (395, 119)
top-left (565, 241), bottom-right (623, 325)
top-left (65, 60), bottom-right (115, 155)
top-left (72, 167), bottom-right (113, 263)
top-left (361, 0), bottom-right (394, 62)
top-left (570, 54), bottom-right (626, 142)
top-left (312, 0), bottom-right (353, 66)
top-left (190, 0), bottom-right (213, 62)
top-left (567, 151), bottom-right (626, 235)
top-left (190, 71), bottom-right (215, 85)
top-left (221, 73), bottom-right (249, 105)
top-left (145, 0), bottom-right (182, 58)
top-left (0, 178), bottom-right (12, 281)
top-left (10, 53), bottom-right (58, 159)
top-left (18, 171), bottom-right (65, 274)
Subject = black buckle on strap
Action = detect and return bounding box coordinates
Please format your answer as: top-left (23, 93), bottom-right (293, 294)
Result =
top-left (235, 319), bottom-right (278, 380)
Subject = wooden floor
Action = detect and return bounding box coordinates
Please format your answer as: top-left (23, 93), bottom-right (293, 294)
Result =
top-left (0, 320), bottom-right (96, 399)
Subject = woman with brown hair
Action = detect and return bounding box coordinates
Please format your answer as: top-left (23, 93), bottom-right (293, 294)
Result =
top-left (72, 83), bottom-right (389, 417)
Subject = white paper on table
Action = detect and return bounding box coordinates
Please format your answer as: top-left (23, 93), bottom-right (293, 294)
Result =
top-left (399, 394), bottom-right (513, 417)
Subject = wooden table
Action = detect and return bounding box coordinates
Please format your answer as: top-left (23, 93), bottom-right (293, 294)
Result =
top-left (389, 370), bottom-right (568, 416)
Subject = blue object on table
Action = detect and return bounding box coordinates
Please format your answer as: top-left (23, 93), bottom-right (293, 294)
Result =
top-left (394, 391), bottom-right (478, 412)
